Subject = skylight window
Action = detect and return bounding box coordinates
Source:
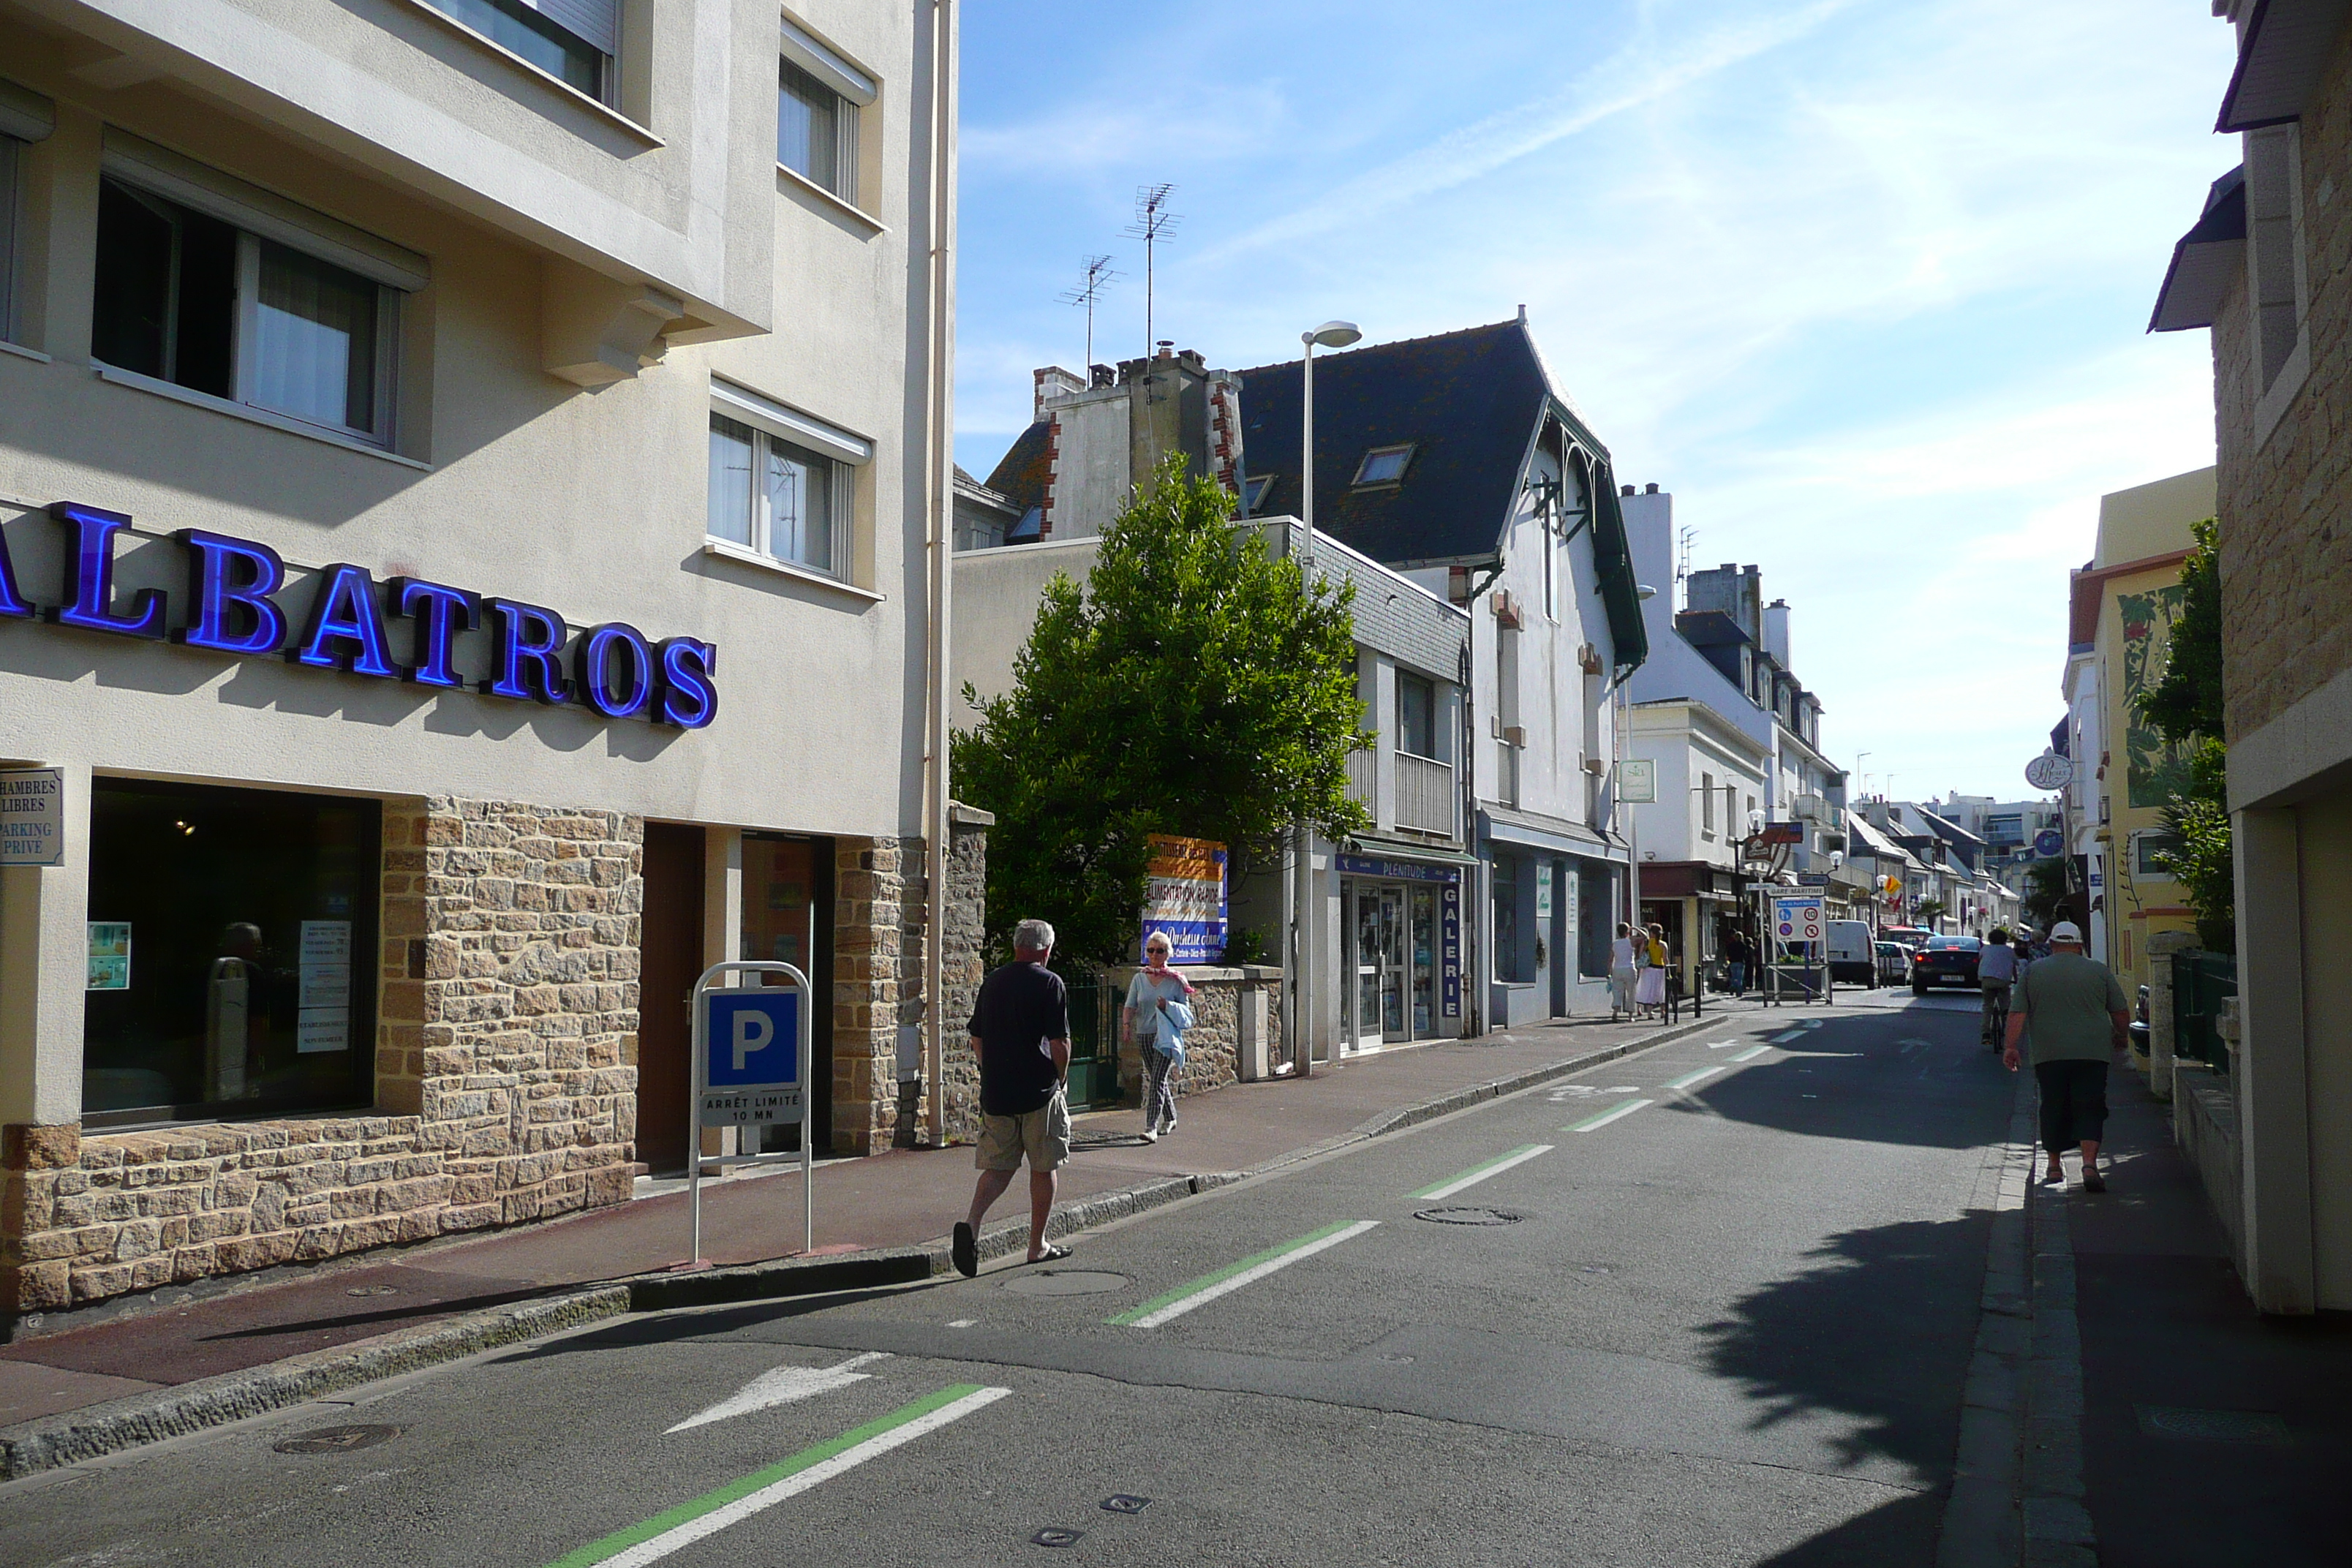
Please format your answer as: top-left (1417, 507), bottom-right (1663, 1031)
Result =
top-left (1354, 445), bottom-right (1414, 486)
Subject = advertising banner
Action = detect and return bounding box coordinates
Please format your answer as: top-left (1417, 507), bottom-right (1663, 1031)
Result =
top-left (1141, 834), bottom-right (1228, 964)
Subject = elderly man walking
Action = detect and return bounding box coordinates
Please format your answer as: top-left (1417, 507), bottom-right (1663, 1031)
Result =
top-left (951, 918), bottom-right (1073, 1278)
top-left (2002, 920), bottom-right (2131, 1192)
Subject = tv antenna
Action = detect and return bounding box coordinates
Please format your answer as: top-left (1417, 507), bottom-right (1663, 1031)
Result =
top-left (1056, 254), bottom-right (1120, 372)
top-left (1677, 525), bottom-right (1695, 592)
top-left (1123, 184), bottom-right (1181, 355)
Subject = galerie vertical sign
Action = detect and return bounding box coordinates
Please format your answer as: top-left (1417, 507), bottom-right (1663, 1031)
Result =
top-left (0, 769), bottom-right (64, 867)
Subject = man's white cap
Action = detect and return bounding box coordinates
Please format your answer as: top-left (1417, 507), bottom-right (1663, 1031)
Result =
top-left (2049, 921), bottom-right (2084, 943)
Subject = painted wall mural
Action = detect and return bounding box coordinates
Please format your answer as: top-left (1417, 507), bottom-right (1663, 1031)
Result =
top-left (2119, 582), bottom-right (2188, 810)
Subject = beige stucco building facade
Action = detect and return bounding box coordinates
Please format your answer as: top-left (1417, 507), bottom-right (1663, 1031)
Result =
top-left (0, 0), bottom-right (968, 1323)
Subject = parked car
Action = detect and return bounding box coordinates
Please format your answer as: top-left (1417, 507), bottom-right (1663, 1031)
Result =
top-left (1881, 924), bottom-right (1934, 951)
top-left (1912, 935), bottom-right (1983, 995)
top-left (1874, 941), bottom-right (1911, 987)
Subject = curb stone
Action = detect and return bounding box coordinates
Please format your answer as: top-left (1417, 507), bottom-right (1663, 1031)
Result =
top-left (0, 1284), bottom-right (630, 1481)
top-left (0, 1014), bottom-right (1710, 1480)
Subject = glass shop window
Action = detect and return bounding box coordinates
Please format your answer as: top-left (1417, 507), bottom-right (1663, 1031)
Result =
top-left (81, 780), bottom-right (380, 1128)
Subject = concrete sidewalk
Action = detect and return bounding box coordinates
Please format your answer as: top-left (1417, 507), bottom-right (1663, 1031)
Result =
top-left (0, 1003), bottom-right (1761, 1471)
top-left (2064, 1065), bottom-right (2352, 1565)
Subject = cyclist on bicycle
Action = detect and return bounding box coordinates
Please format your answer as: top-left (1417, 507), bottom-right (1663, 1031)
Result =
top-left (1980, 925), bottom-right (2019, 1047)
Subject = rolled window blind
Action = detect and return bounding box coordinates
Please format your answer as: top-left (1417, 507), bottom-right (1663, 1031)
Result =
top-left (528, 0), bottom-right (619, 59)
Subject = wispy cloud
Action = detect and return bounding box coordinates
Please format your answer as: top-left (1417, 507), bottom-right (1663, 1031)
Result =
top-left (1197, 0), bottom-right (1857, 263)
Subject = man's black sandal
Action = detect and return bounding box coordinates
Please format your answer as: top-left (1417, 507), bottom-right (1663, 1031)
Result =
top-left (952, 1221), bottom-right (978, 1278)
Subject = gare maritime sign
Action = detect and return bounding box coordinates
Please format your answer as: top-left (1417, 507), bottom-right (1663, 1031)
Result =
top-left (1, 502), bottom-right (719, 728)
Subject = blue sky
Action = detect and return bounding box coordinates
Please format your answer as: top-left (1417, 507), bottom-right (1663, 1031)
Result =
top-left (952, 1), bottom-right (2241, 803)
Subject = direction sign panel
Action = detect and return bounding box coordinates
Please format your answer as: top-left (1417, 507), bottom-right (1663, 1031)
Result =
top-left (698, 987), bottom-right (802, 1126)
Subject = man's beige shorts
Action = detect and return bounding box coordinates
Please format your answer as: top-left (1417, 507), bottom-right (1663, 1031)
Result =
top-left (975, 1090), bottom-right (1071, 1173)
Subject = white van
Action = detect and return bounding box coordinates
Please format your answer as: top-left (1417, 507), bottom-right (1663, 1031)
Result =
top-left (1826, 920), bottom-right (1877, 986)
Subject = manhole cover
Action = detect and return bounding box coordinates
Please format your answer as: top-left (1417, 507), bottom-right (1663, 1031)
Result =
top-left (345, 1285), bottom-right (399, 1297)
top-left (2136, 1406), bottom-right (2291, 1444)
top-left (1413, 1206), bottom-right (1524, 1226)
top-left (1031, 1527), bottom-right (1085, 1547)
top-left (1100, 1495), bottom-right (1151, 1514)
top-left (1002, 1270), bottom-right (1131, 1297)
top-left (274, 1424), bottom-right (402, 1455)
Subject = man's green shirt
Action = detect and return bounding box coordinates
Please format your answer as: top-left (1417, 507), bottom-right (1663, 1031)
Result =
top-left (2019, 953), bottom-right (2129, 1064)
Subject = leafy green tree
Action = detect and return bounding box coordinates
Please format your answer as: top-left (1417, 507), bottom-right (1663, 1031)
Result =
top-left (1915, 898), bottom-right (1948, 928)
top-left (2021, 857), bottom-right (2071, 932)
top-left (2131, 516), bottom-right (2234, 952)
top-left (951, 461), bottom-right (1371, 966)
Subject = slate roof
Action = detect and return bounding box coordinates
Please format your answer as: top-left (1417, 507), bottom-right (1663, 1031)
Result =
top-left (1233, 317), bottom-right (1647, 668)
top-left (984, 419), bottom-right (1052, 513)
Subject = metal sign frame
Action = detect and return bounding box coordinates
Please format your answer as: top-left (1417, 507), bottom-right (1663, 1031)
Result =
top-left (688, 960), bottom-right (812, 1267)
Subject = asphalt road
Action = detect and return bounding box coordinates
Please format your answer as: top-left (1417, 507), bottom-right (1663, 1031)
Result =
top-left (0, 992), bottom-right (2013, 1568)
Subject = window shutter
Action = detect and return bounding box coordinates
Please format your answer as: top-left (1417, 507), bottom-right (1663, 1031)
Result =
top-left (527, 0), bottom-right (619, 59)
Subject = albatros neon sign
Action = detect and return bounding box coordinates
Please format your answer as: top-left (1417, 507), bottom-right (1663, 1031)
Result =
top-left (1, 502), bottom-right (718, 729)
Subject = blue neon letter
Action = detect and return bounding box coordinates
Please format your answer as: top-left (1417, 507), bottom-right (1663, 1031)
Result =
top-left (483, 599), bottom-right (572, 704)
top-left (575, 622), bottom-right (654, 718)
top-left (50, 502), bottom-right (165, 639)
top-left (389, 578), bottom-right (478, 689)
top-left (175, 530), bottom-right (287, 655)
top-left (655, 637), bottom-right (719, 728)
top-left (292, 563), bottom-right (397, 678)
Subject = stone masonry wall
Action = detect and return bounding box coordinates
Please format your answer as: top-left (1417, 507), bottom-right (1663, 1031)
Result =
top-left (1, 796), bottom-right (641, 1319)
top-left (935, 807), bottom-right (992, 1143)
top-left (2215, 23), bottom-right (2352, 742)
top-left (1111, 965), bottom-right (1281, 1105)
top-left (834, 836), bottom-right (924, 1156)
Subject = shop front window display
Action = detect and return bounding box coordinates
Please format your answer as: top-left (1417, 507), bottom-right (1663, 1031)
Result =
top-left (81, 780), bottom-right (380, 1126)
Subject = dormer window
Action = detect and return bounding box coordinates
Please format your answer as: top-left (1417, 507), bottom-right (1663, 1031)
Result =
top-left (1242, 475), bottom-right (1274, 514)
top-left (1353, 445), bottom-right (1414, 486)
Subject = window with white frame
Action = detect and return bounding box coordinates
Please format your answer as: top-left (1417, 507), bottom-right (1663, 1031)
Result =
top-left (1701, 772), bottom-right (1715, 834)
top-left (1397, 672), bottom-right (1439, 761)
top-left (421, 0), bottom-right (616, 104)
top-left (777, 18), bottom-right (875, 205)
top-left (91, 155), bottom-right (418, 447)
top-left (1242, 475), bottom-right (1273, 514)
top-left (706, 381), bottom-right (869, 581)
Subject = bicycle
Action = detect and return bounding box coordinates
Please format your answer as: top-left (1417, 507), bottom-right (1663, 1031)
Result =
top-left (1981, 980), bottom-right (2012, 1050)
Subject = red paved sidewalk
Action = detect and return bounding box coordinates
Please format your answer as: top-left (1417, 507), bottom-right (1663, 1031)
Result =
top-left (0, 1006), bottom-right (1748, 1433)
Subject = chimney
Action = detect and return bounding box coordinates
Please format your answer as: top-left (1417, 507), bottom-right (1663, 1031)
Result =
top-left (1033, 365), bottom-right (1085, 421)
top-left (1764, 598), bottom-right (1791, 667)
top-left (1618, 483), bottom-right (1674, 601)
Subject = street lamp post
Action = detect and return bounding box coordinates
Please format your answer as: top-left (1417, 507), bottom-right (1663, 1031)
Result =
top-left (1287, 320), bottom-right (1362, 1079)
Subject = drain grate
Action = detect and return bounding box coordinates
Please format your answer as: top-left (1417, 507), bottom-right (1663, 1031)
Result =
top-left (1099, 1495), bottom-right (1151, 1514)
top-left (2136, 1406), bottom-right (2291, 1445)
top-left (274, 1424), bottom-right (402, 1455)
top-left (1413, 1206), bottom-right (1524, 1226)
top-left (1031, 1527), bottom-right (1085, 1548)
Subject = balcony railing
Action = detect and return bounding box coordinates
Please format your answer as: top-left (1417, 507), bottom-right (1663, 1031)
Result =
top-left (1395, 751), bottom-right (1457, 838)
top-left (1346, 745), bottom-right (1376, 812)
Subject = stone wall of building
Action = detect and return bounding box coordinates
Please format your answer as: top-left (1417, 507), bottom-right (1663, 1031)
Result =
top-left (834, 835), bottom-right (935, 1156)
top-left (2215, 25), bottom-right (2352, 742)
top-left (1, 796), bottom-right (641, 1319)
top-left (934, 807), bottom-right (993, 1143)
top-left (1112, 965), bottom-right (1284, 1107)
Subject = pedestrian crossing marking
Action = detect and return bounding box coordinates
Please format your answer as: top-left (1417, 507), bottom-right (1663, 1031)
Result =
top-left (1109, 1221), bottom-right (1379, 1328)
top-left (1411, 1144), bottom-right (1553, 1200)
top-left (1567, 1098), bottom-right (1654, 1133)
top-left (548, 1384), bottom-right (1009, 1567)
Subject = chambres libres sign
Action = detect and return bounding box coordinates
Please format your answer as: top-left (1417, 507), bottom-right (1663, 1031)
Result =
top-left (0, 502), bottom-right (718, 728)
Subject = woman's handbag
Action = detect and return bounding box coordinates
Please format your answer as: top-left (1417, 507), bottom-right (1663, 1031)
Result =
top-left (1152, 1000), bottom-right (1195, 1067)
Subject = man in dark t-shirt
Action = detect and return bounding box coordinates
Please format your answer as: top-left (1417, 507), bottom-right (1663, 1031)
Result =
top-left (951, 918), bottom-right (1072, 1277)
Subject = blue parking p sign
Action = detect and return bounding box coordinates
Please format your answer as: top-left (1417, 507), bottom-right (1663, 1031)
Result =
top-left (699, 988), bottom-right (802, 1125)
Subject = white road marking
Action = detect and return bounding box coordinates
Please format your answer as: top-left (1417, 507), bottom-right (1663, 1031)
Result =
top-left (946, 1319), bottom-right (977, 1328)
top-left (1730, 1044), bottom-right (1771, 1063)
top-left (1567, 1098), bottom-right (1654, 1133)
top-left (592, 1387), bottom-right (1009, 1567)
top-left (1416, 1144), bottom-right (1553, 1200)
top-left (1115, 1221), bottom-right (1381, 1328)
top-left (1661, 1066), bottom-right (1725, 1091)
top-left (1705, 1039), bottom-right (1740, 1049)
top-left (666, 1353), bottom-right (890, 1434)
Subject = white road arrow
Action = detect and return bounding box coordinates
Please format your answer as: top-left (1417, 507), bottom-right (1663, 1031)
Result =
top-left (666, 1352), bottom-right (891, 1434)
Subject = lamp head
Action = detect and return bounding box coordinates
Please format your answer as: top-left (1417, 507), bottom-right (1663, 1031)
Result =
top-left (1305, 320), bottom-right (1362, 350)
top-left (1635, 584), bottom-right (1658, 600)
